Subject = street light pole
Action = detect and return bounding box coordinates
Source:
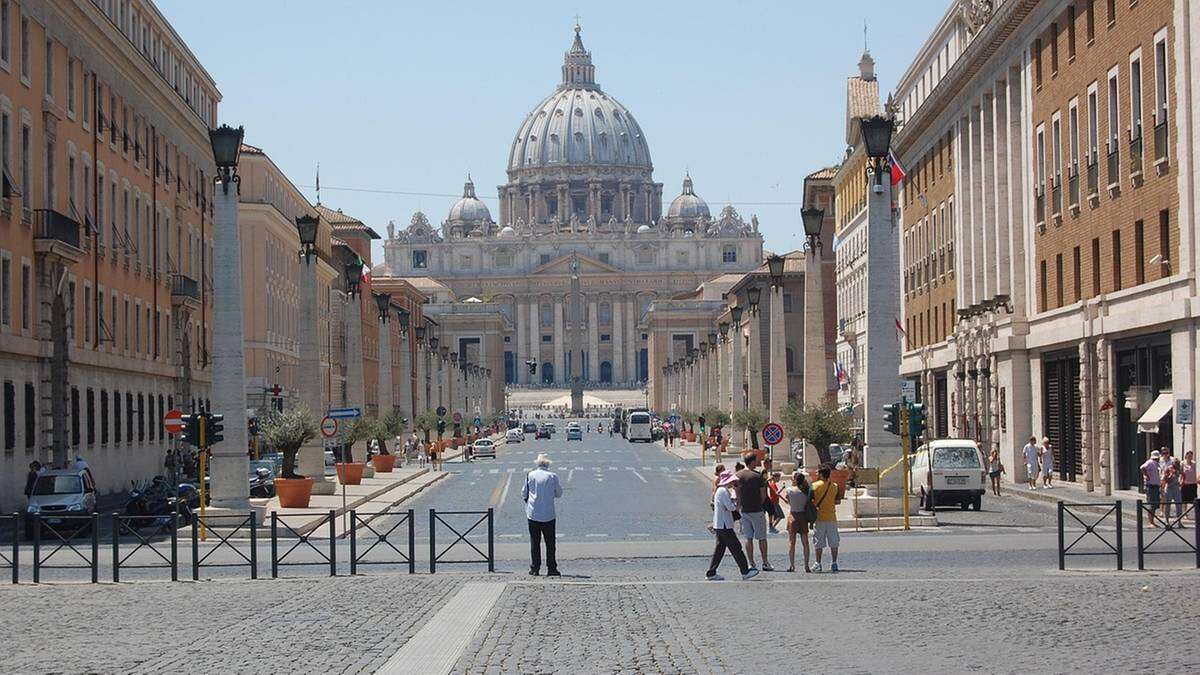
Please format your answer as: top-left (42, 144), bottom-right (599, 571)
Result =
top-left (766, 254), bottom-right (787, 426)
top-left (295, 214), bottom-right (334, 494)
top-left (207, 125), bottom-right (249, 509)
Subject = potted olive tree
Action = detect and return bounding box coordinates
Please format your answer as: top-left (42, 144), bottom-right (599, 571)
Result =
top-left (733, 407), bottom-right (769, 454)
top-left (260, 406), bottom-right (319, 508)
top-left (370, 410), bottom-right (408, 473)
top-left (336, 416), bottom-right (376, 485)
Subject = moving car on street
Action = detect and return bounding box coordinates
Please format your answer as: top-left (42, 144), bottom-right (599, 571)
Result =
top-left (626, 411), bottom-right (653, 442)
top-left (565, 422), bottom-right (583, 441)
top-left (522, 422), bottom-right (539, 434)
top-left (908, 439), bottom-right (987, 511)
top-left (473, 438), bottom-right (497, 459)
top-left (24, 469), bottom-right (97, 539)
top-left (536, 423), bottom-right (553, 439)
top-left (506, 427), bottom-right (525, 443)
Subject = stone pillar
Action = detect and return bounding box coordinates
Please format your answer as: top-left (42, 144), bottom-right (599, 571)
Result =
top-left (612, 296), bottom-right (625, 384)
top-left (769, 285), bottom-right (788, 424)
top-left (1079, 339), bottom-right (1094, 491)
top-left (746, 311), bottom-right (763, 410)
top-left (587, 297), bottom-right (599, 382)
top-left (804, 251), bottom-right (827, 405)
top-left (414, 343), bottom-right (427, 415)
top-left (209, 181), bottom-right (249, 509)
top-left (529, 296), bottom-right (541, 381)
top-left (516, 300), bottom-right (529, 384)
top-left (344, 294), bottom-right (366, 461)
top-left (717, 337), bottom-right (727, 416)
top-left (731, 320), bottom-right (745, 417)
top-left (1095, 339), bottom-right (1111, 495)
top-left (378, 320), bottom-right (393, 415)
top-left (553, 299), bottom-right (565, 385)
top-left (298, 253), bottom-right (334, 494)
top-left (397, 330), bottom-right (412, 422)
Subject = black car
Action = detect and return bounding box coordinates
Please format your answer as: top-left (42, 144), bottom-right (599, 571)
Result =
top-left (523, 422), bottom-right (538, 434)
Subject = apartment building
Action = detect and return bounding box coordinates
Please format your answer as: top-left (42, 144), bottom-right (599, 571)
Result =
top-left (0, 0), bottom-right (219, 510)
top-left (895, 0), bottom-right (1196, 493)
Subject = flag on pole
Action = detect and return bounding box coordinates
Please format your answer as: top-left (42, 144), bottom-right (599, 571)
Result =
top-left (888, 150), bottom-right (907, 186)
top-left (358, 255), bottom-right (371, 284)
top-left (894, 317), bottom-right (907, 347)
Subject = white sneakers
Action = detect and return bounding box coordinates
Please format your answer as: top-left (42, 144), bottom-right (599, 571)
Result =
top-left (741, 568), bottom-right (760, 580)
top-left (706, 574), bottom-right (725, 581)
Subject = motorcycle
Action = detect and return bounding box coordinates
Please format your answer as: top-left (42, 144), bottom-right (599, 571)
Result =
top-left (124, 476), bottom-right (193, 529)
top-left (249, 466), bottom-right (275, 498)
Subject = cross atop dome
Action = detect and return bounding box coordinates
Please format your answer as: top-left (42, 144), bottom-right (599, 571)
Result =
top-left (561, 21), bottom-right (597, 89)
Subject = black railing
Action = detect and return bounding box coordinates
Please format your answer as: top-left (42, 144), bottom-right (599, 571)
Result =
top-left (171, 274), bottom-right (200, 302)
top-left (1, 513), bottom-right (17, 584)
top-left (1153, 120), bottom-right (1168, 163)
top-left (270, 510), bottom-right (337, 578)
top-left (1086, 159), bottom-right (1099, 196)
top-left (1135, 500), bottom-right (1198, 571)
top-left (1107, 147), bottom-right (1119, 186)
top-left (350, 509), bottom-right (415, 575)
top-left (32, 208), bottom-right (82, 249)
top-left (429, 508), bottom-right (494, 574)
top-left (32, 513), bottom-right (100, 583)
top-left (1129, 136), bottom-right (1143, 176)
top-left (112, 513), bottom-right (179, 582)
top-left (1057, 501), bottom-right (1123, 571)
top-left (191, 512), bottom-right (258, 580)
top-left (1068, 171), bottom-right (1080, 207)
top-left (1035, 190), bottom-right (1046, 225)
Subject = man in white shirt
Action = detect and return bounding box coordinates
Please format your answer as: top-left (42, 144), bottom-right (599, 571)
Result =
top-left (1022, 437), bottom-right (1040, 490)
top-left (523, 453), bottom-right (563, 576)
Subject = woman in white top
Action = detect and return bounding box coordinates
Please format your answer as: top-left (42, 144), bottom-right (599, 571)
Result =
top-left (1040, 438), bottom-right (1055, 488)
top-left (780, 472), bottom-right (813, 573)
top-left (705, 470), bottom-right (759, 581)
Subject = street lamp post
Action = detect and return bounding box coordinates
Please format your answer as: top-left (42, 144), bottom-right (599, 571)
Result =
top-left (396, 307), bottom-right (413, 423)
top-left (342, 259), bottom-right (367, 460)
top-left (375, 293), bottom-right (394, 416)
top-left (859, 114), bottom-right (906, 506)
top-left (729, 305), bottom-right (745, 417)
top-left (295, 214), bottom-right (335, 493)
top-left (206, 124), bottom-right (250, 509)
top-left (718, 321), bottom-right (730, 413)
top-left (766, 255), bottom-right (788, 427)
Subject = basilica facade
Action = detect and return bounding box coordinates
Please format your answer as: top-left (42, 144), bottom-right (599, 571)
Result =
top-left (380, 26), bottom-right (764, 386)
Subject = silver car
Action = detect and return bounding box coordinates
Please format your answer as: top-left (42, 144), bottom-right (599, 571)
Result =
top-left (25, 469), bottom-right (97, 538)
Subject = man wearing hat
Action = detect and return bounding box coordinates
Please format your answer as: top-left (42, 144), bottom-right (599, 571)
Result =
top-left (706, 469), bottom-right (758, 581)
top-left (523, 453), bottom-right (563, 576)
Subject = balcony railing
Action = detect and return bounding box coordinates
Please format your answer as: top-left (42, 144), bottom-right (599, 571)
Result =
top-left (1068, 168), bottom-right (1080, 209)
top-left (1051, 176), bottom-right (1062, 217)
top-left (1106, 146), bottom-right (1119, 187)
top-left (1153, 119), bottom-right (1168, 164)
top-left (170, 274), bottom-right (200, 302)
top-left (1086, 158), bottom-right (1099, 197)
top-left (1129, 135), bottom-right (1143, 177)
top-left (33, 208), bottom-right (82, 249)
top-left (1034, 187), bottom-right (1046, 225)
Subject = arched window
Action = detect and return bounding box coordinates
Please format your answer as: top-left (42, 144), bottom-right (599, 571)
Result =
top-left (598, 302), bottom-right (612, 324)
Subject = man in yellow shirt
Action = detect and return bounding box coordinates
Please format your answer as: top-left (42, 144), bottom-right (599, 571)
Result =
top-left (810, 465), bottom-right (841, 573)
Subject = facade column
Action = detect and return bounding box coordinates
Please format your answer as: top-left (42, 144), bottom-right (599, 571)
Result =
top-left (628, 297), bottom-right (639, 382)
top-left (378, 319), bottom-right (393, 415)
top-left (396, 330), bottom-right (412, 422)
top-left (1095, 339), bottom-right (1112, 495)
top-left (553, 299), bottom-right (565, 385)
top-left (529, 296), bottom-right (541, 381)
top-left (731, 318), bottom-right (745, 417)
top-left (209, 181), bottom-right (249, 508)
top-left (516, 300), bottom-right (529, 384)
top-left (298, 253), bottom-right (333, 493)
top-left (1078, 340), bottom-right (1094, 491)
top-left (717, 336), bottom-right (727, 416)
top-left (804, 250), bottom-right (827, 405)
top-left (414, 343), bottom-right (427, 415)
top-left (587, 297), bottom-right (599, 382)
top-left (612, 296), bottom-right (625, 384)
top-left (769, 285), bottom-right (788, 423)
top-left (746, 311), bottom-right (763, 410)
top-left (344, 295), bottom-right (366, 412)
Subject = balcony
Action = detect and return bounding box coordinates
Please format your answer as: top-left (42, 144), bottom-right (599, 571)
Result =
top-left (1106, 146), bottom-right (1119, 193)
top-left (1067, 168), bottom-right (1080, 212)
top-left (1086, 158), bottom-right (1099, 201)
top-left (1153, 118), bottom-right (1168, 168)
top-left (1034, 186), bottom-right (1046, 230)
top-left (170, 273), bottom-right (201, 310)
top-left (1129, 134), bottom-right (1144, 183)
top-left (32, 209), bottom-right (85, 265)
top-left (1050, 175), bottom-right (1062, 221)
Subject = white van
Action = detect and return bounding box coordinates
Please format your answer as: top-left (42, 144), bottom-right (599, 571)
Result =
top-left (908, 439), bottom-right (986, 511)
top-left (626, 412), bottom-right (653, 442)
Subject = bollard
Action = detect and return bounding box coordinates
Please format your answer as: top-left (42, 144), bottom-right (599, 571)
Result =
top-left (1114, 501), bottom-right (1123, 571)
top-left (249, 512), bottom-right (258, 580)
top-left (10, 512), bottom-right (18, 584)
top-left (270, 512), bottom-right (279, 579)
top-left (1056, 502), bottom-right (1065, 571)
top-left (487, 508), bottom-right (495, 573)
top-left (1136, 500), bottom-right (1144, 571)
top-left (191, 515), bottom-right (200, 581)
top-left (329, 509), bottom-right (337, 577)
top-left (90, 513), bottom-right (100, 584)
top-left (429, 509), bottom-right (437, 574)
top-left (349, 510), bottom-right (358, 575)
top-left (112, 513), bottom-right (122, 583)
top-left (407, 509), bottom-right (416, 575)
top-left (32, 515), bottom-right (40, 584)
top-left (171, 513), bottom-right (179, 582)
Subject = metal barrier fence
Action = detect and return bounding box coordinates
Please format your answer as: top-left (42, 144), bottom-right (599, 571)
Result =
top-left (350, 509), bottom-right (415, 575)
top-left (1, 513), bottom-right (17, 584)
top-left (1057, 501), bottom-right (1123, 571)
top-left (192, 512), bottom-right (258, 581)
top-left (33, 514), bottom-right (101, 583)
top-left (271, 510), bottom-right (337, 578)
top-left (112, 513), bottom-right (179, 582)
top-left (1135, 500), bottom-right (1199, 571)
top-left (429, 508), bottom-right (494, 574)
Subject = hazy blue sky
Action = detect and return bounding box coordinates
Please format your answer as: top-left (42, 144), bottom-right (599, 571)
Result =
top-left (158, 0), bottom-right (948, 260)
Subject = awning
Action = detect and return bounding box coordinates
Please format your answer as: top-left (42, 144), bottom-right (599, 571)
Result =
top-left (1137, 392), bottom-right (1174, 434)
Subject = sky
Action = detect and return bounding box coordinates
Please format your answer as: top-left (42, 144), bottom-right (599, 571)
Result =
top-left (157, 0), bottom-right (948, 260)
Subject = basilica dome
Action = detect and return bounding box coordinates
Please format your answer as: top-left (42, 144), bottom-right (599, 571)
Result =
top-left (507, 26), bottom-right (652, 172)
top-left (666, 174), bottom-right (710, 220)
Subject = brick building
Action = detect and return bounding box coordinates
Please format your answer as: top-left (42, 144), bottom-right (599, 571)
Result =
top-left (895, 0), bottom-right (1197, 493)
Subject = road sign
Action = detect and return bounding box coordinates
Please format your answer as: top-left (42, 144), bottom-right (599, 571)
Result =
top-left (900, 379), bottom-right (916, 402)
top-left (1177, 398), bottom-right (1194, 425)
top-left (320, 416), bottom-right (339, 438)
top-left (761, 422), bottom-right (784, 446)
top-left (436, 406), bottom-right (447, 418)
top-left (327, 407), bottom-right (361, 420)
top-left (452, 411), bottom-right (463, 424)
top-left (163, 409), bottom-right (184, 435)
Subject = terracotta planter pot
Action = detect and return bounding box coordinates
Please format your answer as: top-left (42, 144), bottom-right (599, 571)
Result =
top-left (275, 477), bottom-right (314, 508)
top-left (371, 454), bottom-right (397, 473)
top-left (336, 462), bottom-right (365, 485)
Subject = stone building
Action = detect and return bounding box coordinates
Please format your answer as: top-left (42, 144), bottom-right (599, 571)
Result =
top-left (0, 0), bottom-right (219, 510)
top-left (894, 0), bottom-right (1198, 493)
top-left (378, 25), bottom-right (765, 388)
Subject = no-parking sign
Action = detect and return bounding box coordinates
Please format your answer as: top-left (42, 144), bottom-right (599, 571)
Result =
top-left (320, 416), bottom-right (338, 438)
top-left (761, 422), bottom-right (784, 446)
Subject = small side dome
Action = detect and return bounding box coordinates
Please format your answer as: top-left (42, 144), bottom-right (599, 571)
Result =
top-left (498, 225), bottom-right (517, 238)
top-left (666, 174), bottom-right (710, 221)
top-left (636, 224), bottom-right (652, 234)
top-left (447, 176), bottom-right (493, 224)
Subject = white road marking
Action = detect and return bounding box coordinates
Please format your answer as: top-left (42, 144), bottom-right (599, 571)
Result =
top-left (631, 470), bottom-right (648, 484)
top-left (585, 533), bottom-right (609, 538)
top-left (498, 533), bottom-right (521, 538)
top-left (488, 468), bottom-right (499, 474)
top-left (378, 582), bottom-right (506, 675)
top-left (671, 533), bottom-right (696, 537)
top-left (629, 533), bottom-right (649, 537)
top-left (568, 468), bottom-right (575, 482)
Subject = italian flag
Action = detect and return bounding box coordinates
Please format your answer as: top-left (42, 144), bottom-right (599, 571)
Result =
top-left (358, 255), bottom-right (371, 284)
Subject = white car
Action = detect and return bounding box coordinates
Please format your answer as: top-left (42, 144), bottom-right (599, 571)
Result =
top-left (473, 438), bottom-right (497, 459)
top-left (505, 428), bottom-right (524, 443)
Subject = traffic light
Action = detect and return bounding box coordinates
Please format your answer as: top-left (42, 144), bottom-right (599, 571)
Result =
top-left (437, 419), bottom-right (446, 435)
top-left (180, 414), bottom-right (200, 447)
top-left (907, 402), bottom-right (927, 441)
top-left (882, 402), bottom-right (901, 436)
top-left (698, 416), bottom-right (706, 432)
top-left (526, 359), bottom-right (537, 375)
top-left (207, 413), bottom-right (225, 445)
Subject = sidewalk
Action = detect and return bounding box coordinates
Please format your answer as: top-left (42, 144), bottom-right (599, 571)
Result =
top-left (999, 478), bottom-right (1147, 512)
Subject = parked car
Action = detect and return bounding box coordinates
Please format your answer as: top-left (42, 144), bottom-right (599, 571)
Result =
top-left (473, 438), bottom-right (497, 459)
top-left (506, 428), bottom-right (525, 443)
top-left (25, 469), bottom-right (97, 539)
top-left (908, 439), bottom-right (987, 511)
top-left (565, 423), bottom-right (583, 441)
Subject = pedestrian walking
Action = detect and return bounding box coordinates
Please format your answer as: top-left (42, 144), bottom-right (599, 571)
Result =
top-left (705, 469), bottom-right (758, 581)
top-left (735, 452), bottom-right (772, 571)
top-left (988, 449), bottom-right (1006, 497)
top-left (810, 465), bottom-right (842, 573)
top-left (23, 461), bottom-right (42, 498)
top-left (780, 471), bottom-right (812, 573)
top-left (1141, 450), bottom-right (1162, 527)
top-left (766, 472), bottom-right (784, 534)
top-left (1040, 438), bottom-right (1055, 488)
top-left (1160, 447), bottom-right (1183, 523)
top-left (523, 453), bottom-right (563, 576)
top-left (418, 439), bottom-right (428, 467)
top-left (74, 455), bottom-right (95, 483)
top-left (1181, 450), bottom-right (1196, 523)
top-left (1023, 436), bottom-right (1040, 490)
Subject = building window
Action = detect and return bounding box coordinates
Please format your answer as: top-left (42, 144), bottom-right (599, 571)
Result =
top-left (100, 390), bottom-right (108, 445)
top-left (0, 255), bottom-right (8, 326)
top-left (1129, 53), bottom-right (1142, 141)
top-left (723, 245), bottom-right (737, 263)
top-left (1112, 230), bottom-right (1122, 291)
top-left (1049, 23), bottom-right (1058, 74)
top-left (1039, 260), bottom-right (1047, 311)
top-left (412, 250), bottom-right (427, 269)
top-left (1073, 246), bottom-right (1081, 302)
top-left (675, 251), bottom-right (689, 266)
top-left (783, 293), bottom-right (793, 312)
top-left (786, 347), bottom-right (795, 373)
top-left (1159, 210), bottom-right (1170, 278)
top-left (539, 253), bottom-right (551, 266)
top-left (19, 15), bottom-right (28, 80)
top-left (597, 252), bottom-right (609, 265)
top-left (494, 250), bottom-right (512, 268)
top-left (541, 303), bottom-right (552, 326)
top-left (600, 333), bottom-right (610, 342)
top-left (20, 123), bottom-right (30, 208)
top-left (2, 380), bottom-right (11, 449)
top-left (1091, 237), bottom-right (1101, 295)
top-left (459, 254), bottom-right (472, 269)
top-left (20, 261), bottom-right (29, 330)
top-left (0, 1), bottom-right (9, 66)
top-left (1067, 6), bottom-right (1076, 59)
top-left (1033, 38), bottom-right (1042, 87)
top-left (1134, 220), bottom-right (1144, 285)
top-left (541, 334), bottom-right (552, 343)
top-left (1055, 254), bottom-right (1064, 307)
top-left (636, 249), bottom-right (654, 265)
top-left (113, 389), bottom-right (121, 445)
top-left (1153, 33), bottom-right (1169, 126)
top-left (23, 381), bottom-right (33, 448)
top-left (86, 388), bottom-right (94, 445)
top-left (1085, 0), bottom-right (1095, 42)
top-left (1105, 0), bottom-right (1115, 26)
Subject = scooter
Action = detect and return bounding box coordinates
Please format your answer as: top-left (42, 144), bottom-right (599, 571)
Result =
top-left (124, 476), bottom-right (193, 528)
top-left (249, 467), bottom-right (275, 498)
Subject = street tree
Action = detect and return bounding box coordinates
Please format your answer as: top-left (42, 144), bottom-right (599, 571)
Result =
top-left (413, 411), bottom-right (439, 443)
top-left (781, 400), bottom-right (852, 465)
top-left (259, 406), bottom-right (318, 479)
top-left (373, 410), bottom-right (409, 456)
top-left (732, 407), bottom-right (769, 450)
top-left (339, 416), bottom-right (378, 462)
